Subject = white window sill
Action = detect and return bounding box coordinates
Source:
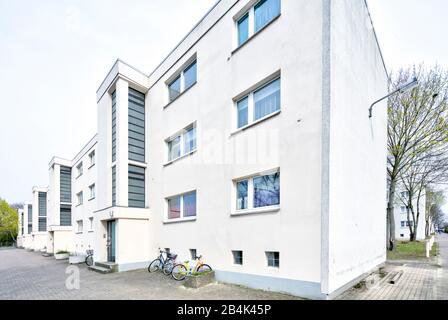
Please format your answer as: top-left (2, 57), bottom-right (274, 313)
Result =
top-left (230, 110), bottom-right (281, 136)
top-left (231, 206), bottom-right (280, 217)
top-left (163, 216), bottom-right (197, 224)
top-left (164, 149), bottom-right (197, 167)
top-left (129, 160), bottom-right (148, 168)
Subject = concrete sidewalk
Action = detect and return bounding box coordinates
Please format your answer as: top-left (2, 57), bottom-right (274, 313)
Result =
top-left (337, 234), bottom-right (448, 300)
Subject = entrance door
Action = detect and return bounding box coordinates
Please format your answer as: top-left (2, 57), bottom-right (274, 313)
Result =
top-left (106, 220), bottom-right (116, 262)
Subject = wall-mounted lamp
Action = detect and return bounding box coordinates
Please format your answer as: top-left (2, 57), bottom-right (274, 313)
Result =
top-left (369, 77), bottom-right (418, 118)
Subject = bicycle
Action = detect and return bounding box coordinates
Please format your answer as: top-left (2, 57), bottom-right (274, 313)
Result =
top-left (171, 255), bottom-right (212, 281)
top-left (148, 249), bottom-right (178, 276)
top-left (85, 249), bottom-right (94, 266)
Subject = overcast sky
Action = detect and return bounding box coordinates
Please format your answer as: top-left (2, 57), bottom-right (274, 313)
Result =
top-left (0, 0), bottom-right (447, 204)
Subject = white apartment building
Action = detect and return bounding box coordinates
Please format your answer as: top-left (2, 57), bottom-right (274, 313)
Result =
top-left (394, 191), bottom-right (426, 241)
top-left (87, 0), bottom-right (389, 299)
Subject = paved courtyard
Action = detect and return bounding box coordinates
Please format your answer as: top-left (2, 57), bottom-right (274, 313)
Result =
top-left (337, 234), bottom-right (448, 300)
top-left (0, 248), bottom-right (299, 300)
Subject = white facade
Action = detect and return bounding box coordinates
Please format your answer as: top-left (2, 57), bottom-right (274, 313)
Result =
top-left (394, 191), bottom-right (426, 241)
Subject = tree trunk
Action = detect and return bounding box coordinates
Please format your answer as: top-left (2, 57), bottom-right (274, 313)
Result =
top-left (387, 178), bottom-right (397, 251)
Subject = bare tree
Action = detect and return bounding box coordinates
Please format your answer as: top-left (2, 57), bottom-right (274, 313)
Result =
top-left (387, 65), bottom-right (448, 250)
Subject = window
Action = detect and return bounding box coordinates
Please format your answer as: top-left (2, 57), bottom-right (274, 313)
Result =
top-left (89, 184), bottom-right (95, 200)
top-left (236, 0), bottom-right (281, 48)
top-left (234, 171), bottom-right (280, 213)
top-left (235, 77), bottom-right (280, 129)
top-left (232, 251), bottom-right (243, 265)
top-left (77, 220), bottom-right (83, 233)
top-left (401, 221), bottom-right (410, 228)
top-left (254, 172), bottom-right (280, 208)
top-left (400, 234), bottom-right (404, 238)
top-left (236, 180), bottom-right (248, 210)
top-left (167, 60), bottom-right (197, 103)
top-left (401, 191), bottom-right (409, 198)
top-left (77, 191), bottom-right (83, 206)
top-left (266, 251), bottom-right (279, 268)
top-left (112, 166), bottom-right (116, 206)
top-left (166, 124), bottom-right (197, 162)
top-left (167, 191), bottom-right (197, 221)
top-left (89, 217), bottom-right (93, 231)
top-left (190, 249), bottom-right (197, 260)
top-left (400, 206), bottom-right (407, 214)
top-left (76, 162), bottom-right (83, 177)
top-left (89, 150), bottom-right (95, 167)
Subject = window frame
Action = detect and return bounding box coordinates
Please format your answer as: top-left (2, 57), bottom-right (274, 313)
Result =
top-left (233, 76), bottom-right (281, 132)
top-left (89, 217), bottom-right (94, 231)
top-left (165, 190), bottom-right (197, 223)
top-left (165, 123), bottom-right (197, 164)
top-left (232, 169), bottom-right (280, 216)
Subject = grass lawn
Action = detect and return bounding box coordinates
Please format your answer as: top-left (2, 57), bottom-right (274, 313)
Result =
top-left (387, 240), bottom-right (439, 261)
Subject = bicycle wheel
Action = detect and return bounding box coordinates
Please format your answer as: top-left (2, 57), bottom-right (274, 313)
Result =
top-left (171, 264), bottom-right (188, 281)
top-left (196, 264), bottom-right (212, 273)
top-left (163, 260), bottom-right (174, 276)
top-left (148, 259), bottom-right (162, 273)
top-left (85, 255), bottom-right (93, 266)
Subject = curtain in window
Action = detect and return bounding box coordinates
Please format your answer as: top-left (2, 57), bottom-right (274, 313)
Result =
top-left (168, 197), bottom-right (181, 219)
top-left (183, 192), bottom-right (197, 217)
top-left (254, 172), bottom-right (280, 208)
top-left (255, 0), bottom-right (281, 32)
top-left (254, 78), bottom-right (280, 121)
